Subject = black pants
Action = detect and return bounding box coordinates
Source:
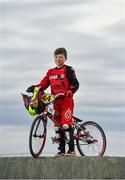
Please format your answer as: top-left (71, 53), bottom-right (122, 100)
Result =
top-left (58, 127), bottom-right (74, 152)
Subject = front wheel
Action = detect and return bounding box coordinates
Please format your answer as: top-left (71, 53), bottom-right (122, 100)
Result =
top-left (76, 121), bottom-right (106, 156)
top-left (29, 115), bottom-right (47, 158)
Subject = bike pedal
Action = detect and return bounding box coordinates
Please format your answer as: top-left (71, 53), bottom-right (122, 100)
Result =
top-left (51, 137), bottom-right (60, 144)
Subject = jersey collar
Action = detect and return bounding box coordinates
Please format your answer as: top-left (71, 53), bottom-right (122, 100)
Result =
top-left (55, 64), bottom-right (65, 69)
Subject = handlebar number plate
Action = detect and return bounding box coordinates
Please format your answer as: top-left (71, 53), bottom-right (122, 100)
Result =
top-left (41, 94), bottom-right (55, 104)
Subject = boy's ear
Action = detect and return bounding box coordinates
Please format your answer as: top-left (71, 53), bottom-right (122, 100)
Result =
top-left (65, 57), bottom-right (67, 61)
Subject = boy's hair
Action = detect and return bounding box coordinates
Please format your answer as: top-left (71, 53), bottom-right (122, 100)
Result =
top-left (54, 47), bottom-right (67, 59)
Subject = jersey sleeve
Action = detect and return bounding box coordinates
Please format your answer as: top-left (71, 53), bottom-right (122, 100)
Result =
top-left (35, 70), bottom-right (50, 91)
top-left (66, 66), bottom-right (79, 94)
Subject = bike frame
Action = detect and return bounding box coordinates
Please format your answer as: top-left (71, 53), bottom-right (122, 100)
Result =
top-left (41, 108), bottom-right (85, 141)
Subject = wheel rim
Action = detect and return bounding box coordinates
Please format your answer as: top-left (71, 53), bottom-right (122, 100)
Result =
top-left (30, 118), bottom-right (46, 157)
top-left (77, 122), bottom-right (106, 156)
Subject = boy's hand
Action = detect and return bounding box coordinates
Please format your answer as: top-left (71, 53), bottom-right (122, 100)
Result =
top-left (65, 90), bottom-right (73, 97)
top-left (26, 85), bottom-right (35, 93)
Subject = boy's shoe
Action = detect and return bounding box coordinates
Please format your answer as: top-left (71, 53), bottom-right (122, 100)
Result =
top-left (65, 150), bottom-right (76, 156)
top-left (55, 151), bottom-right (65, 157)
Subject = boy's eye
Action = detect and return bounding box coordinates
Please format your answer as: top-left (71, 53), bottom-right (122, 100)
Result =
top-left (56, 56), bottom-right (62, 59)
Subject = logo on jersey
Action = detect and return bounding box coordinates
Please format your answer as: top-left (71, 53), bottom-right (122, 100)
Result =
top-left (64, 108), bottom-right (72, 121)
top-left (49, 74), bottom-right (65, 80)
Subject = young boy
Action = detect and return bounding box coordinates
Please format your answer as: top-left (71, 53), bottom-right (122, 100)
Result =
top-left (27, 48), bottom-right (79, 156)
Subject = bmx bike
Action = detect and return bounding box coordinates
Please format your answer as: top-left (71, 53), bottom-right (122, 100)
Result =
top-left (27, 92), bottom-right (106, 158)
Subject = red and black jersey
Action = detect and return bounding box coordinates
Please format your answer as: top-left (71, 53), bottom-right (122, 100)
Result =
top-left (35, 65), bottom-right (79, 95)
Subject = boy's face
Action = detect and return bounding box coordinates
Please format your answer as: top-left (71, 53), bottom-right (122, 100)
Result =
top-left (54, 54), bottom-right (66, 66)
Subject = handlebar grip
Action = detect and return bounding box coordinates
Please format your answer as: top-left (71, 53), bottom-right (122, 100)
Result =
top-left (26, 86), bottom-right (35, 93)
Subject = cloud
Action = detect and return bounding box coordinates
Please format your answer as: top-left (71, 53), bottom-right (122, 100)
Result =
top-left (67, 0), bottom-right (124, 34)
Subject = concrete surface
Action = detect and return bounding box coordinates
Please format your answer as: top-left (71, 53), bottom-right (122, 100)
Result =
top-left (0, 156), bottom-right (125, 179)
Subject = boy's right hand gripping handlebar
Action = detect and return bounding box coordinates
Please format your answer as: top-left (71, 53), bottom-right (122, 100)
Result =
top-left (26, 85), bottom-right (35, 93)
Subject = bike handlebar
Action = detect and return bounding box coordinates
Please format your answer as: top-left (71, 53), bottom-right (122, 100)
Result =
top-left (46, 93), bottom-right (66, 105)
top-left (26, 87), bottom-right (66, 104)
top-left (54, 93), bottom-right (65, 99)
top-left (49, 93), bottom-right (65, 104)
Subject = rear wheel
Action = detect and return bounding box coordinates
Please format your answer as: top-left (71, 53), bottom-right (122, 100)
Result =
top-left (76, 121), bottom-right (106, 156)
top-left (29, 115), bottom-right (47, 158)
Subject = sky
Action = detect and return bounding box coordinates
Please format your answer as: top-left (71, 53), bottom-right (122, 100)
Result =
top-left (0, 0), bottom-right (125, 156)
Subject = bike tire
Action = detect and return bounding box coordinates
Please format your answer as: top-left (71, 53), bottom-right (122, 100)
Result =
top-left (76, 121), bottom-right (106, 156)
top-left (29, 115), bottom-right (47, 158)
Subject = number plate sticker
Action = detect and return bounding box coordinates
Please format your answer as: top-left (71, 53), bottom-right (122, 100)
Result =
top-left (41, 94), bottom-right (55, 105)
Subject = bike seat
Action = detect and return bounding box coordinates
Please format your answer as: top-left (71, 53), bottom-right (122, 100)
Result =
top-left (73, 116), bottom-right (83, 122)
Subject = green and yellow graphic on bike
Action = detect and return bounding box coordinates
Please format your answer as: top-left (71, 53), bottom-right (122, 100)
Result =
top-left (41, 94), bottom-right (55, 105)
top-left (31, 87), bottom-right (54, 105)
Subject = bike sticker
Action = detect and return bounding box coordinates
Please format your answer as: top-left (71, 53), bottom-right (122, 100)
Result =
top-left (64, 108), bottom-right (72, 121)
top-left (41, 94), bottom-right (55, 104)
